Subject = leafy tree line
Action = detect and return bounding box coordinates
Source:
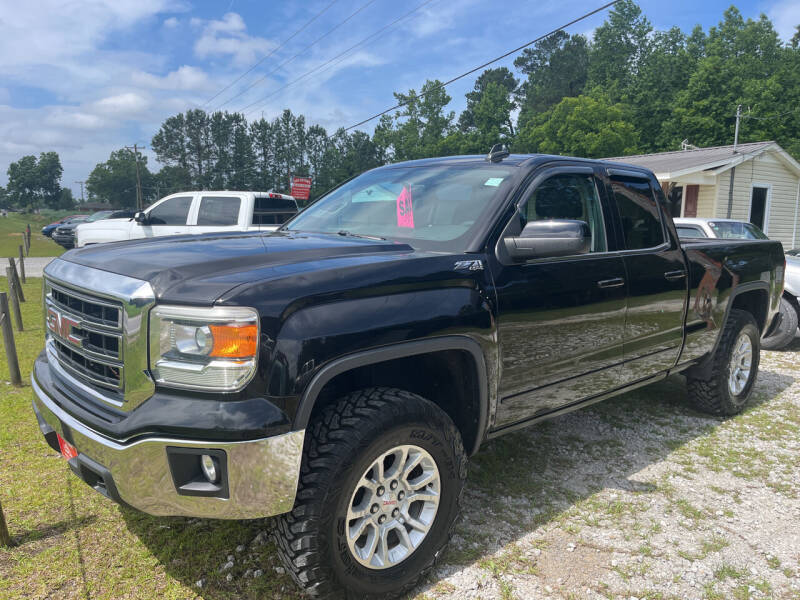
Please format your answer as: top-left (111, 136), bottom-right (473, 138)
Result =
top-left (2, 152), bottom-right (74, 210)
top-left (4, 2), bottom-right (799, 210)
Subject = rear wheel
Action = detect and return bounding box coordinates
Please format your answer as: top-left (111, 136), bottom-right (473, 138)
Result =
top-left (687, 309), bottom-right (760, 416)
top-left (761, 296), bottom-right (799, 350)
top-left (274, 387), bottom-right (466, 599)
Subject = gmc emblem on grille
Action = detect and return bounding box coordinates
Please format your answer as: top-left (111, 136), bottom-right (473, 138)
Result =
top-left (47, 307), bottom-right (83, 347)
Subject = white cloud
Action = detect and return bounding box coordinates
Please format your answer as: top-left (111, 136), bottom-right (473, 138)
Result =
top-left (132, 66), bottom-right (213, 91)
top-left (193, 12), bottom-right (275, 66)
top-left (163, 16), bottom-right (179, 28)
top-left (92, 92), bottom-right (151, 117)
top-left (768, 0), bottom-right (800, 42)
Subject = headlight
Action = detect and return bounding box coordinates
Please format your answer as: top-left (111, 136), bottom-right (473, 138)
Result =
top-left (149, 305), bottom-right (259, 392)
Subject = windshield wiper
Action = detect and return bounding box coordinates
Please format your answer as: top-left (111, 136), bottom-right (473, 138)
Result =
top-left (337, 230), bottom-right (386, 241)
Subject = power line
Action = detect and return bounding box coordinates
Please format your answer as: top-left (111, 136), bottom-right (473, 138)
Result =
top-left (213, 0), bottom-right (379, 111)
top-left (242, 0), bottom-right (438, 117)
top-left (340, 0), bottom-right (620, 133)
top-left (202, 0), bottom-right (339, 106)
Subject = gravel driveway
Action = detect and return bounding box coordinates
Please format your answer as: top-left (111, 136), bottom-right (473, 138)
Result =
top-left (407, 343), bottom-right (800, 600)
top-left (10, 256), bottom-right (56, 278)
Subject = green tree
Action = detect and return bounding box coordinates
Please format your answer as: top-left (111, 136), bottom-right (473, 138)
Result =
top-left (515, 31), bottom-right (589, 126)
top-left (86, 148), bottom-right (153, 208)
top-left (458, 68), bottom-right (518, 135)
top-left (374, 80), bottom-right (454, 162)
top-left (153, 165), bottom-right (192, 199)
top-left (514, 94), bottom-right (639, 158)
top-left (587, 0), bottom-right (652, 100)
top-left (57, 188), bottom-right (75, 209)
top-left (36, 152), bottom-right (64, 208)
top-left (662, 8), bottom-right (793, 152)
top-left (630, 27), bottom-right (696, 152)
top-left (6, 155), bottom-right (40, 208)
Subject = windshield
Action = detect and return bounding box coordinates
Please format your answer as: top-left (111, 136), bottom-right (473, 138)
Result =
top-left (708, 221), bottom-right (768, 240)
top-left (284, 165), bottom-right (515, 251)
top-left (87, 211), bottom-right (114, 222)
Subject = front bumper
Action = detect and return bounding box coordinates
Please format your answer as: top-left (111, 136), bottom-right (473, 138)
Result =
top-left (32, 373), bottom-right (305, 519)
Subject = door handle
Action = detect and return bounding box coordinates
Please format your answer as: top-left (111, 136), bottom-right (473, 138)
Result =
top-left (597, 277), bottom-right (625, 289)
top-left (664, 270), bottom-right (686, 281)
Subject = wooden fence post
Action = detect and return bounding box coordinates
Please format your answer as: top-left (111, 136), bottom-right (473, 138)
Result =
top-left (17, 245), bottom-right (26, 284)
top-left (22, 232), bottom-right (28, 256)
top-left (0, 293), bottom-right (22, 386)
top-left (5, 269), bottom-right (23, 332)
top-left (0, 498), bottom-right (12, 548)
top-left (6, 258), bottom-right (24, 302)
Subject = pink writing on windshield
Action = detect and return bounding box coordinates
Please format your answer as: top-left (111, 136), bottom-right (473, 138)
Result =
top-left (396, 186), bottom-right (414, 228)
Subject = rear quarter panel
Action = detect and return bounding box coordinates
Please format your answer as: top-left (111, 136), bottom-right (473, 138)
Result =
top-left (680, 239), bottom-right (784, 363)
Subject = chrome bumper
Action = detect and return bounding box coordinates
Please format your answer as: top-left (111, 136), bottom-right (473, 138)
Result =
top-left (32, 374), bottom-right (304, 519)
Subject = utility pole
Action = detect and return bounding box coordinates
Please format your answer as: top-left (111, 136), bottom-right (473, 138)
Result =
top-left (126, 144), bottom-right (145, 211)
top-left (74, 181), bottom-right (85, 203)
top-left (733, 104), bottom-right (742, 153)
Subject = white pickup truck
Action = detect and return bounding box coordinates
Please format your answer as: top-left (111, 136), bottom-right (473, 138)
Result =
top-left (75, 191), bottom-right (299, 248)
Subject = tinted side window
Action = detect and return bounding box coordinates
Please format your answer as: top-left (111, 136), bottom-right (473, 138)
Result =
top-left (521, 173), bottom-right (607, 253)
top-left (612, 178), bottom-right (665, 249)
top-left (252, 197), bottom-right (298, 226)
top-left (148, 196), bottom-right (193, 226)
top-left (676, 225), bottom-right (707, 239)
top-left (197, 196), bottom-right (241, 226)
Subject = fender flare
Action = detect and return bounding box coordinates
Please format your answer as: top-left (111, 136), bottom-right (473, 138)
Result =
top-left (294, 335), bottom-right (489, 455)
top-left (693, 280), bottom-right (771, 376)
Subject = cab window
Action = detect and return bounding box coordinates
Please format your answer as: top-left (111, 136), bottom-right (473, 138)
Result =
top-left (197, 196), bottom-right (241, 226)
top-left (520, 173), bottom-right (607, 253)
top-left (611, 178), bottom-right (665, 249)
top-left (148, 196), bottom-right (193, 226)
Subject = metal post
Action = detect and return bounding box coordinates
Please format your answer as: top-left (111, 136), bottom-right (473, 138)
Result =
top-left (0, 498), bottom-right (12, 548)
top-left (733, 104), bottom-right (742, 153)
top-left (17, 245), bottom-right (26, 283)
top-left (6, 258), bottom-right (24, 302)
top-left (5, 268), bottom-right (23, 332)
top-left (0, 292), bottom-right (23, 386)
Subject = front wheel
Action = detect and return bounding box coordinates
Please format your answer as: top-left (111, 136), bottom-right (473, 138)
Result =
top-left (274, 387), bottom-right (467, 599)
top-left (687, 309), bottom-right (760, 416)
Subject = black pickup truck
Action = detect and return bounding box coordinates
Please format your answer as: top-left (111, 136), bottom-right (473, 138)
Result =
top-left (31, 151), bottom-right (784, 599)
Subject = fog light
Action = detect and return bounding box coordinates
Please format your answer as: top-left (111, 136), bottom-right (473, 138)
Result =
top-left (201, 454), bottom-right (219, 483)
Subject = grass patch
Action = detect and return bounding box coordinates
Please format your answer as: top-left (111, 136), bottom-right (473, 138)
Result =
top-left (0, 212), bottom-right (68, 258)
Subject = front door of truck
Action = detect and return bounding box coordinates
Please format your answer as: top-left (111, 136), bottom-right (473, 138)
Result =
top-left (605, 172), bottom-right (687, 384)
top-left (492, 167), bottom-right (627, 428)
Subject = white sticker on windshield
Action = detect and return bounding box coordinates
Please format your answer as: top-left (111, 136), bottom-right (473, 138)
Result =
top-left (484, 177), bottom-right (504, 187)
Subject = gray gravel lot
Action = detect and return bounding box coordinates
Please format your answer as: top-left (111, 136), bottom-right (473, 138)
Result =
top-left (13, 256), bottom-right (56, 278)
top-left (408, 342), bottom-right (800, 600)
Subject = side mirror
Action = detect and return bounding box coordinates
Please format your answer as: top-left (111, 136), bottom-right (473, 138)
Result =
top-left (503, 219), bottom-right (591, 261)
top-left (134, 211), bottom-right (148, 224)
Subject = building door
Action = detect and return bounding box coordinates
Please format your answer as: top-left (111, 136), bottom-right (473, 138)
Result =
top-left (750, 186), bottom-right (769, 232)
top-left (683, 185), bottom-right (699, 217)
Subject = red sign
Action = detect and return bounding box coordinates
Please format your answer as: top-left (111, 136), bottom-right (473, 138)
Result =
top-left (57, 433), bottom-right (78, 461)
top-left (291, 176), bottom-right (312, 200)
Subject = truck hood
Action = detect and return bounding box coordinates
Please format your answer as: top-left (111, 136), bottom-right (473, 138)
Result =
top-left (59, 231), bottom-right (416, 304)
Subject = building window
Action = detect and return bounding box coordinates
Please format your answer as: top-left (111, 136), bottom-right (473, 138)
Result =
top-left (750, 186), bottom-right (768, 232)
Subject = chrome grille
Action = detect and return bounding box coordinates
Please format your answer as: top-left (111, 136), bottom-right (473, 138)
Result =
top-left (45, 281), bottom-right (124, 391)
top-left (43, 260), bottom-right (156, 412)
top-left (50, 286), bottom-right (120, 328)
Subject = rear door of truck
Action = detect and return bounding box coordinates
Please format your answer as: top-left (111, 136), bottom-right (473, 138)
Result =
top-left (604, 170), bottom-right (688, 384)
top-left (189, 193), bottom-right (249, 235)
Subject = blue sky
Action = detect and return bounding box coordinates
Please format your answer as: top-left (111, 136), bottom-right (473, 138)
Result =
top-left (1, 0), bottom-right (798, 197)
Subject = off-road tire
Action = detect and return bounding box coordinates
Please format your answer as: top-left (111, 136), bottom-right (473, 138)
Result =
top-left (274, 387), bottom-right (467, 599)
top-left (761, 296), bottom-right (799, 350)
top-left (687, 309), bottom-right (760, 416)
